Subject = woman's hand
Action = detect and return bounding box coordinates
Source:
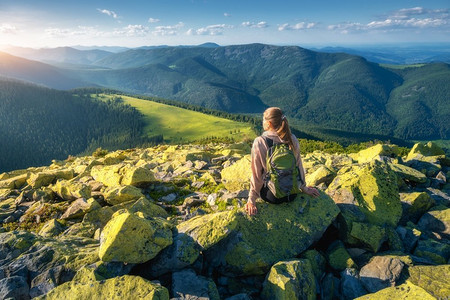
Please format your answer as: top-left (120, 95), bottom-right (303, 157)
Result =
top-left (303, 186), bottom-right (320, 197)
top-left (245, 201), bottom-right (258, 216)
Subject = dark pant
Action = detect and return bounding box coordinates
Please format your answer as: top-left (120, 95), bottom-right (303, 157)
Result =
top-left (260, 185), bottom-right (297, 204)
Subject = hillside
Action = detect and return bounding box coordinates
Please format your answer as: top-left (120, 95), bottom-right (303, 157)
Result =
top-left (0, 141), bottom-right (448, 299)
top-left (66, 44), bottom-right (449, 141)
top-left (0, 52), bottom-right (88, 89)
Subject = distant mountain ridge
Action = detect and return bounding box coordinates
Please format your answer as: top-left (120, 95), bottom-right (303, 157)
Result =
top-left (0, 43), bottom-right (449, 141)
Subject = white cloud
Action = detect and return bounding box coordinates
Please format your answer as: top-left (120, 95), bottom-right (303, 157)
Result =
top-left (329, 7), bottom-right (449, 33)
top-left (114, 24), bottom-right (149, 36)
top-left (152, 22), bottom-right (184, 36)
top-left (224, 13), bottom-right (231, 17)
top-left (148, 18), bottom-right (160, 23)
top-left (0, 23), bottom-right (18, 34)
top-left (278, 22), bottom-right (316, 31)
top-left (186, 24), bottom-right (231, 36)
top-left (242, 21), bottom-right (268, 28)
top-left (97, 9), bottom-right (119, 19)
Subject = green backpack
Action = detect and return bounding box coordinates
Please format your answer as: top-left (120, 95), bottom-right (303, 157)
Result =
top-left (263, 137), bottom-right (303, 199)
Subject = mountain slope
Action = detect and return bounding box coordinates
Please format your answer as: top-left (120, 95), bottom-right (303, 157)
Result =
top-left (0, 52), bottom-right (89, 89)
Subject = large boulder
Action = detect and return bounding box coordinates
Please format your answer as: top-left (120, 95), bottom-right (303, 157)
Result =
top-left (354, 281), bottom-right (435, 300)
top-left (39, 267), bottom-right (169, 300)
top-left (406, 141), bottom-right (446, 161)
top-left (171, 269), bottom-right (220, 300)
top-left (261, 259), bottom-right (316, 300)
top-left (90, 164), bottom-right (123, 187)
top-left (355, 144), bottom-right (398, 164)
top-left (327, 160), bottom-right (402, 227)
top-left (51, 180), bottom-right (91, 201)
top-left (0, 173), bottom-right (28, 189)
top-left (407, 264), bottom-right (450, 299)
top-left (0, 276), bottom-right (29, 300)
top-left (204, 192), bottom-right (340, 276)
top-left (27, 169), bottom-right (74, 189)
top-left (359, 256), bottom-right (405, 293)
top-left (388, 163), bottom-right (427, 184)
top-left (417, 205), bottom-right (450, 236)
top-left (399, 192), bottom-right (435, 225)
top-left (306, 165), bottom-right (336, 187)
top-left (104, 185), bottom-right (145, 205)
top-left (220, 155), bottom-right (252, 191)
top-left (121, 165), bottom-right (155, 187)
top-left (99, 211), bottom-right (173, 263)
top-left (325, 240), bottom-right (357, 271)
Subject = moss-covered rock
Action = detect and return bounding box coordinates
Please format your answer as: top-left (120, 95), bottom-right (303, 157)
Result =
top-left (406, 142), bottom-right (446, 161)
top-left (261, 259), bottom-right (316, 300)
top-left (51, 179), bottom-right (91, 201)
top-left (121, 166), bottom-right (155, 187)
top-left (220, 155), bottom-right (252, 191)
top-left (127, 197), bottom-right (169, 219)
top-left (104, 185), bottom-right (145, 205)
top-left (99, 211), bottom-right (173, 263)
top-left (354, 281), bottom-right (435, 300)
top-left (61, 198), bottom-right (101, 220)
top-left (306, 165), bottom-right (336, 186)
top-left (206, 192), bottom-right (340, 276)
top-left (417, 205), bottom-right (450, 235)
top-left (413, 239), bottom-right (450, 264)
top-left (0, 173), bottom-right (28, 189)
top-left (399, 192), bottom-right (435, 225)
top-left (90, 164), bottom-right (123, 187)
top-left (407, 264), bottom-right (450, 299)
top-left (27, 169), bottom-right (74, 189)
top-left (177, 210), bottom-right (238, 250)
top-left (356, 144), bottom-right (398, 164)
top-left (325, 240), bottom-right (357, 271)
top-left (300, 249), bottom-right (327, 282)
top-left (388, 163), bottom-right (427, 184)
top-left (349, 222), bottom-right (387, 252)
top-left (326, 161), bottom-right (402, 240)
top-left (172, 268), bottom-right (220, 300)
top-left (38, 267), bottom-right (169, 300)
top-left (38, 219), bottom-right (66, 237)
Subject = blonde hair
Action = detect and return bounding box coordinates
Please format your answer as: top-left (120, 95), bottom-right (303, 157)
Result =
top-left (263, 107), bottom-right (294, 150)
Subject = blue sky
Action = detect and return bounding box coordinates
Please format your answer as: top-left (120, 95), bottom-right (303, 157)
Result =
top-left (0, 0), bottom-right (449, 48)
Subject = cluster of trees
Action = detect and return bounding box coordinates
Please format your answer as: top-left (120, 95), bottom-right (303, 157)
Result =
top-left (0, 80), bottom-right (160, 172)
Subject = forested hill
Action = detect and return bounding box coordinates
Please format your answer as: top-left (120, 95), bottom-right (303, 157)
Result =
top-left (68, 44), bottom-right (449, 141)
top-left (0, 78), bottom-right (152, 172)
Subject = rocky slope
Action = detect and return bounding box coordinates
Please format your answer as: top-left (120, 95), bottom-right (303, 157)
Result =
top-left (0, 141), bottom-right (448, 299)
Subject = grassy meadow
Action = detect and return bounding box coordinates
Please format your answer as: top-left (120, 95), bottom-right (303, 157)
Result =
top-left (95, 94), bottom-right (256, 143)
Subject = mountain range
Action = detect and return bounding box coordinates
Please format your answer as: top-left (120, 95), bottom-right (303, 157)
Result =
top-left (1, 43), bottom-right (449, 143)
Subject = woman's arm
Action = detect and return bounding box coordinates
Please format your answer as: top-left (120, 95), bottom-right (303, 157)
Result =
top-left (246, 137), bottom-right (266, 215)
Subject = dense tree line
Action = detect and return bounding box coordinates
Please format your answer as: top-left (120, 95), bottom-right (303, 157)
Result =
top-left (0, 79), bottom-right (160, 172)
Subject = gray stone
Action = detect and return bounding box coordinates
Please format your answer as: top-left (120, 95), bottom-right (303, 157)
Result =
top-left (172, 269), bottom-right (220, 300)
top-left (0, 276), bottom-right (30, 300)
top-left (359, 256), bottom-right (405, 293)
top-left (340, 268), bottom-right (367, 300)
top-left (161, 193), bottom-right (177, 202)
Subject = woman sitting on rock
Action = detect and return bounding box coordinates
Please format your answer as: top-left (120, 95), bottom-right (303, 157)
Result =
top-left (245, 107), bottom-right (319, 216)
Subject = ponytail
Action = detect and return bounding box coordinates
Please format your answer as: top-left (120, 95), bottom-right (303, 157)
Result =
top-left (263, 107), bottom-right (294, 150)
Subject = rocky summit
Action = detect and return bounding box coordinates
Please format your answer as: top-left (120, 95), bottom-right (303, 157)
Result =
top-left (0, 141), bottom-right (449, 299)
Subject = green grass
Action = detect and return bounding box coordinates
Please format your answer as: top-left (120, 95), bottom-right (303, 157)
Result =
top-left (415, 139), bottom-right (450, 153)
top-left (96, 94), bottom-right (256, 143)
top-left (379, 63), bottom-right (426, 69)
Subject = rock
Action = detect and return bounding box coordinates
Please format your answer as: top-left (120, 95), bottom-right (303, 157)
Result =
top-left (407, 264), bottom-right (450, 299)
top-left (27, 169), bottom-right (74, 189)
top-left (349, 222), bottom-right (387, 252)
top-left (177, 210), bottom-right (238, 250)
top-left (137, 233), bottom-right (201, 277)
top-left (204, 192), bottom-right (340, 276)
top-left (29, 265), bottom-right (70, 298)
top-left (356, 144), bottom-right (398, 164)
top-left (51, 180), bottom-right (91, 201)
top-left (171, 269), bottom-right (220, 300)
top-left (359, 256), bottom-right (405, 293)
top-left (161, 193), bottom-right (177, 203)
top-left (413, 238), bottom-right (450, 264)
top-left (306, 165), bottom-right (336, 186)
top-left (406, 141), bottom-right (446, 161)
top-left (325, 240), bottom-right (357, 271)
top-left (388, 163), bottom-right (427, 184)
top-left (395, 225), bottom-right (421, 253)
top-left (340, 268), bottom-right (367, 300)
top-left (207, 193), bottom-right (218, 206)
top-left (38, 219), bottom-right (66, 237)
top-left (320, 273), bottom-right (341, 300)
top-left (354, 281), bottom-right (435, 300)
top-left (90, 164), bottom-right (123, 187)
top-left (121, 166), bottom-right (155, 187)
top-left (399, 192), bottom-right (435, 225)
top-left (220, 155), bottom-right (252, 191)
top-left (127, 197), bottom-right (169, 219)
top-left (39, 267), bottom-right (169, 300)
top-left (99, 211), bottom-right (173, 263)
top-left (417, 205), bottom-right (450, 236)
top-left (300, 249), bottom-right (326, 282)
top-left (61, 198), bottom-right (101, 220)
top-left (0, 173), bottom-right (28, 189)
top-left (0, 276), bottom-right (29, 300)
top-left (261, 259), bottom-right (316, 300)
top-left (327, 160), bottom-right (402, 228)
top-left (104, 185), bottom-right (144, 205)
